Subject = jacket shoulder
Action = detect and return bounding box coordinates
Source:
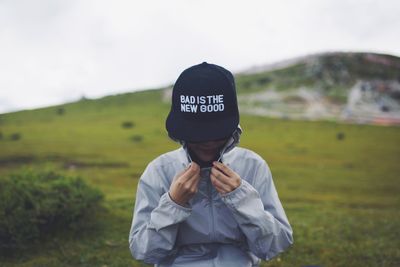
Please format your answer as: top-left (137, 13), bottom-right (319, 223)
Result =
top-left (143, 147), bottom-right (187, 179)
top-left (139, 148), bottom-right (186, 189)
top-left (225, 147), bottom-right (272, 185)
top-left (149, 147), bottom-right (186, 168)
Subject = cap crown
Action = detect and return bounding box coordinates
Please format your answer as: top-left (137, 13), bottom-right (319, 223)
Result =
top-left (172, 62), bottom-right (237, 121)
top-left (166, 62), bottom-right (239, 142)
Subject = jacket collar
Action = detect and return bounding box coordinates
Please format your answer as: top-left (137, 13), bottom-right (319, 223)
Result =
top-left (176, 126), bottom-right (242, 165)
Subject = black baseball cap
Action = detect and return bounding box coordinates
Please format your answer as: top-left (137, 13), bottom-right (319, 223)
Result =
top-left (166, 62), bottom-right (239, 142)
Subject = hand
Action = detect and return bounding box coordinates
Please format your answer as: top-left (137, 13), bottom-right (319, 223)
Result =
top-left (169, 162), bottom-right (201, 206)
top-left (211, 161), bottom-right (241, 194)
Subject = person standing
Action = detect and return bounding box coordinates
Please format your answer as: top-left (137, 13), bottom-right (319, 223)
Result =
top-left (129, 62), bottom-right (293, 266)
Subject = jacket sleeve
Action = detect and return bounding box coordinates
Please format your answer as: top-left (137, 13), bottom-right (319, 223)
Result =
top-left (128, 162), bottom-right (192, 264)
top-left (221, 160), bottom-right (293, 260)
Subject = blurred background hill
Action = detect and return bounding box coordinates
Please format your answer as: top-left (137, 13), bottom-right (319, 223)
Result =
top-left (235, 52), bottom-right (400, 125)
top-left (11, 51), bottom-right (395, 126)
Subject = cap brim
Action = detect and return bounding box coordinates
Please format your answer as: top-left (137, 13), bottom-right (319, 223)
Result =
top-left (166, 111), bottom-right (238, 143)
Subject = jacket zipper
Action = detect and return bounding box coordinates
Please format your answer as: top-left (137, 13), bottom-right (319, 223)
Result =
top-left (208, 179), bottom-right (216, 241)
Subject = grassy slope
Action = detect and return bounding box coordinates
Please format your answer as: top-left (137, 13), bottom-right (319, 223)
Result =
top-left (0, 89), bottom-right (399, 267)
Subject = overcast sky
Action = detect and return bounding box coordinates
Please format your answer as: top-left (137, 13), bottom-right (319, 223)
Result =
top-left (1, 0), bottom-right (399, 113)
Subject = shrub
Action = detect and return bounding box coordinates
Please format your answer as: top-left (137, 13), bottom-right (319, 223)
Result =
top-left (56, 107), bottom-right (65, 115)
top-left (337, 132), bottom-right (345, 140)
top-left (0, 171), bottom-right (104, 250)
top-left (130, 135), bottom-right (143, 142)
top-left (10, 133), bottom-right (21, 141)
top-left (121, 121), bottom-right (135, 129)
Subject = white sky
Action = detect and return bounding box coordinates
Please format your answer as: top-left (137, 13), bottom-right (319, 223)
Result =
top-left (1, 0), bottom-right (399, 113)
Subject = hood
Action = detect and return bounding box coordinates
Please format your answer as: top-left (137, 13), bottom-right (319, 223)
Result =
top-left (170, 126), bottom-right (242, 164)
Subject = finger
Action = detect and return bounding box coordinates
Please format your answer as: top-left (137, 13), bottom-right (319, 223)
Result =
top-left (183, 173), bottom-right (201, 197)
top-left (189, 176), bottom-right (201, 193)
top-left (173, 164), bottom-right (191, 181)
top-left (211, 167), bottom-right (232, 185)
top-left (210, 174), bottom-right (224, 192)
top-left (210, 173), bottom-right (230, 191)
top-left (212, 161), bottom-right (234, 176)
top-left (190, 162), bottom-right (200, 173)
top-left (210, 174), bottom-right (229, 193)
top-left (211, 168), bottom-right (239, 191)
top-left (212, 182), bottom-right (227, 194)
top-left (179, 175), bottom-right (199, 196)
top-left (185, 162), bottom-right (200, 178)
top-left (179, 162), bottom-right (200, 182)
top-left (187, 172), bottom-right (201, 188)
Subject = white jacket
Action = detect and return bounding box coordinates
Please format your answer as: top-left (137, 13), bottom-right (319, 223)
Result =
top-left (129, 133), bottom-right (293, 266)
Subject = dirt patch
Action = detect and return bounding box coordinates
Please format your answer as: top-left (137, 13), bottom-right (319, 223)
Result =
top-left (283, 95), bottom-right (307, 104)
top-left (0, 154), bottom-right (130, 170)
top-left (63, 161), bottom-right (130, 170)
top-left (0, 155), bottom-right (36, 166)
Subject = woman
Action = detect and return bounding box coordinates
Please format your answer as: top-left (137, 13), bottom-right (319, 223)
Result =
top-left (129, 62), bottom-right (293, 266)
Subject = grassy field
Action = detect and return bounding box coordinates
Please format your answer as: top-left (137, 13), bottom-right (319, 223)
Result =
top-left (0, 89), bottom-right (399, 267)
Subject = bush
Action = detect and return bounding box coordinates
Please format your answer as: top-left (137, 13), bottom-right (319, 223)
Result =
top-left (10, 132), bottom-right (21, 141)
top-left (121, 121), bottom-right (135, 129)
top-left (56, 107), bottom-right (65, 115)
top-left (130, 134), bottom-right (143, 142)
top-left (337, 132), bottom-right (345, 140)
top-left (0, 171), bottom-right (104, 250)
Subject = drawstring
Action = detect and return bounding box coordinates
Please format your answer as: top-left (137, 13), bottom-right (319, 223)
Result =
top-left (182, 143), bottom-right (193, 164)
top-left (217, 126), bottom-right (242, 163)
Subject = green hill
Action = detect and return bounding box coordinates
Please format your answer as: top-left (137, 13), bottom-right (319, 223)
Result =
top-left (236, 52), bottom-right (400, 94)
top-left (235, 52), bottom-right (400, 124)
top-left (0, 53), bottom-right (400, 267)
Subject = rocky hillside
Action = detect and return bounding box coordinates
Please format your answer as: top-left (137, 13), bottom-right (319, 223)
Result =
top-left (234, 52), bottom-right (400, 125)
